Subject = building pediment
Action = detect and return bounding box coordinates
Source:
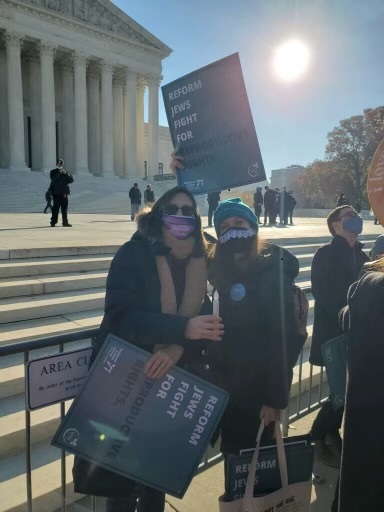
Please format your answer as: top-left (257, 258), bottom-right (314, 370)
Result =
top-left (15, 0), bottom-right (171, 56)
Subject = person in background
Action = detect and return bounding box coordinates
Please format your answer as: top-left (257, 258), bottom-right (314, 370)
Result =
top-left (279, 187), bottom-right (290, 226)
top-left (287, 191), bottom-right (297, 225)
top-left (207, 191), bottom-right (221, 227)
top-left (274, 188), bottom-right (280, 224)
top-left (263, 186), bottom-right (276, 226)
top-left (336, 193), bottom-right (348, 207)
top-left (75, 185), bottom-right (223, 512)
top-left (369, 234), bottom-right (384, 261)
top-left (253, 186), bottom-right (263, 220)
top-left (374, 216), bottom-right (379, 225)
top-left (205, 198), bottom-right (308, 494)
top-left (44, 188), bottom-right (53, 214)
top-left (309, 205), bottom-right (369, 467)
top-left (49, 158), bottom-right (74, 227)
top-left (144, 184), bottom-right (155, 209)
top-left (129, 182), bottom-right (142, 221)
top-left (336, 258), bottom-right (384, 511)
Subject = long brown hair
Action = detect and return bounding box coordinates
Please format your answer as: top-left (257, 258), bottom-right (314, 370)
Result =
top-left (208, 233), bottom-right (266, 290)
top-left (362, 258), bottom-right (384, 274)
top-left (137, 187), bottom-right (208, 257)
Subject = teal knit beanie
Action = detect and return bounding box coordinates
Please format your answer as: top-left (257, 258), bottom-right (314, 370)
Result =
top-left (214, 197), bottom-right (258, 235)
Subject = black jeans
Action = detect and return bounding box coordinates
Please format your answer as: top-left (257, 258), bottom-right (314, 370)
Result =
top-left (106, 485), bottom-right (165, 512)
top-left (51, 194), bottom-right (69, 225)
top-left (310, 396), bottom-right (344, 440)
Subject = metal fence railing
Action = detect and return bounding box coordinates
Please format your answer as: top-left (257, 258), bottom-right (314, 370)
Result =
top-left (0, 289), bottom-right (328, 511)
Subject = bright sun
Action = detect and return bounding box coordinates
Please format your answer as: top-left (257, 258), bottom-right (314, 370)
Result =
top-left (272, 40), bottom-right (310, 82)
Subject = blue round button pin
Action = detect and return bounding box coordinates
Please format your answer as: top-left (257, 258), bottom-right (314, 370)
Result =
top-left (230, 283), bottom-right (246, 301)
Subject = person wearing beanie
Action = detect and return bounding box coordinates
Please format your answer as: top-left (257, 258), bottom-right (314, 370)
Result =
top-left (370, 234), bottom-right (384, 261)
top-left (205, 197), bottom-right (308, 496)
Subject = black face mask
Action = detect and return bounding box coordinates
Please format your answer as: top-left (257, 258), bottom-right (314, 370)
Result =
top-left (219, 227), bottom-right (256, 254)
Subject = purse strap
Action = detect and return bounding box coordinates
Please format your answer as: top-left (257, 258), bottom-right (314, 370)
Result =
top-left (243, 421), bottom-right (289, 507)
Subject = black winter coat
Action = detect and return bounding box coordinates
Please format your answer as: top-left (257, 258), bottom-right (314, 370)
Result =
top-left (309, 235), bottom-right (369, 365)
top-left (205, 244), bottom-right (306, 422)
top-left (338, 272), bottom-right (384, 512)
top-left (49, 167), bottom-right (74, 195)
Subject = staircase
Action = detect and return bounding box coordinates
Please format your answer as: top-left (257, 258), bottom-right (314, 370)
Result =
top-left (0, 236), bottom-right (375, 511)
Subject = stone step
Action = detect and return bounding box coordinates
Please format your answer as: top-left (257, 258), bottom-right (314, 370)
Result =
top-left (0, 246), bottom-right (119, 261)
top-left (0, 271), bottom-right (108, 299)
top-left (0, 310), bottom-right (103, 346)
top-left (0, 440), bottom-right (83, 512)
top-left (0, 255), bottom-right (112, 279)
top-left (0, 288), bottom-right (105, 325)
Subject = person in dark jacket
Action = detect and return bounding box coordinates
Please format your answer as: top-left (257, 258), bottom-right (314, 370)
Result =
top-left (44, 189), bottom-right (52, 214)
top-left (129, 183), bottom-right (142, 221)
top-left (143, 184), bottom-right (155, 208)
top-left (336, 261), bottom-right (384, 512)
top-left (253, 186), bottom-right (263, 220)
top-left (336, 193), bottom-right (348, 207)
top-left (207, 191), bottom-right (221, 227)
top-left (309, 205), bottom-right (369, 467)
top-left (287, 191), bottom-right (297, 225)
top-left (263, 186), bottom-right (276, 225)
top-left (279, 187), bottom-right (290, 225)
top-left (49, 158), bottom-right (74, 227)
top-left (205, 198), bottom-right (308, 493)
top-left (77, 187), bottom-right (223, 512)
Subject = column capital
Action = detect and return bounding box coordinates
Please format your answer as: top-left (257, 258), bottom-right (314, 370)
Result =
top-left (5, 31), bottom-right (24, 50)
top-left (87, 64), bottom-right (101, 80)
top-left (148, 75), bottom-right (162, 88)
top-left (100, 61), bottom-right (115, 76)
top-left (38, 41), bottom-right (57, 58)
top-left (137, 75), bottom-right (148, 91)
top-left (73, 52), bottom-right (89, 67)
top-left (113, 68), bottom-right (126, 88)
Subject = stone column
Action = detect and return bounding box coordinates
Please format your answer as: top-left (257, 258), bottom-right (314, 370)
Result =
top-left (101, 62), bottom-right (114, 176)
top-left (5, 32), bottom-right (28, 171)
top-left (113, 70), bottom-right (124, 176)
top-left (60, 57), bottom-right (75, 174)
top-left (26, 48), bottom-right (42, 171)
top-left (39, 41), bottom-right (57, 173)
top-left (73, 53), bottom-right (89, 174)
top-left (0, 39), bottom-right (10, 169)
top-left (147, 76), bottom-right (160, 178)
top-left (136, 76), bottom-right (146, 177)
top-left (87, 65), bottom-right (101, 175)
top-left (123, 70), bottom-right (137, 177)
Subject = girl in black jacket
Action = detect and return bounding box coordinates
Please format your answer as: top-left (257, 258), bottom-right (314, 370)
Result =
top-left (205, 197), bottom-right (308, 492)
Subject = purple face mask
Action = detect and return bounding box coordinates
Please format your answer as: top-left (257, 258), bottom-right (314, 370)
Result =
top-left (162, 214), bottom-right (196, 239)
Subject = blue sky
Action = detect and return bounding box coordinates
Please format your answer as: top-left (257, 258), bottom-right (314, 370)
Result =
top-left (114, 0), bottom-right (384, 176)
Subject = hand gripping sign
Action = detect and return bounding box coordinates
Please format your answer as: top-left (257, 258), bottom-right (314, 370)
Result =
top-left (368, 137), bottom-right (384, 226)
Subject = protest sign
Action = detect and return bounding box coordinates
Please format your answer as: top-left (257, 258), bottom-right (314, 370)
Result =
top-left (52, 334), bottom-right (228, 498)
top-left (321, 334), bottom-right (347, 410)
top-left (368, 136), bottom-right (384, 225)
top-left (226, 436), bottom-right (314, 501)
top-left (162, 53), bottom-right (266, 195)
top-left (26, 347), bottom-right (92, 410)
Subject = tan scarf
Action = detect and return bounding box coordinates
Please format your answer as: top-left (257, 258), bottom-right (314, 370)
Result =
top-left (155, 228), bottom-right (208, 318)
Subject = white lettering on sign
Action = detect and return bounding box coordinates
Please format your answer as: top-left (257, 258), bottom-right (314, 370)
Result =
top-left (188, 394), bottom-right (218, 446)
top-left (168, 80), bottom-right (203, 101)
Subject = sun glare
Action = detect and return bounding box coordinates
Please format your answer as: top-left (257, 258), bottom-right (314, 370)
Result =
top-left (272, 40), bottom-right (310, 82)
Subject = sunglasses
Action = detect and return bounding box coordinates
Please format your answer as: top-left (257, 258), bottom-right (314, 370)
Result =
top-left (163, 204), bottom-right (195, 216)
top-left (337, 211), bottom-right (358, 221)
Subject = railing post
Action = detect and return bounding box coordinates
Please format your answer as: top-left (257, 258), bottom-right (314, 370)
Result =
top-left (24, 351), bottom-right (33, 512)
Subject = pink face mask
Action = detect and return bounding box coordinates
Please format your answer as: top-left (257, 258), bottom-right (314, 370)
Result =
top-left (162, 214), bottom-right (196, 239)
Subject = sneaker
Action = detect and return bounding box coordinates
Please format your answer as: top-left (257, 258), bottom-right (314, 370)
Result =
top-left (314, 439), bottom-right (340, 468)
top-left (63, 223), bottom-right (72, 227)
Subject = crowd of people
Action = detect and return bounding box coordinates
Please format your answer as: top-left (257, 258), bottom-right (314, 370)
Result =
top-left (69, 152), bottom-right (383, 512)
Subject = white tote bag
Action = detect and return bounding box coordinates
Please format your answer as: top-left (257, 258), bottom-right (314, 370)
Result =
top-left (219, 421), bottom-right (312, 512)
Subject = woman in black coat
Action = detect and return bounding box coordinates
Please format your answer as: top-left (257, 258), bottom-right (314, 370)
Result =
top-left (75, 187), bottom-right (223, 512)
top-left (204, 197), bottom-right (308, 493)
top-left (338, 259), bottom-right (384, 512)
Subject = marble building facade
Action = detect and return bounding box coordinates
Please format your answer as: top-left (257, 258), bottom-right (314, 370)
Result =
top-left (0, 0), bottom-right (173, 177)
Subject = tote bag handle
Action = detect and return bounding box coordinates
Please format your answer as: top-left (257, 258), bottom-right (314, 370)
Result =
top-left (243, 421), bottom-right (289, 504)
